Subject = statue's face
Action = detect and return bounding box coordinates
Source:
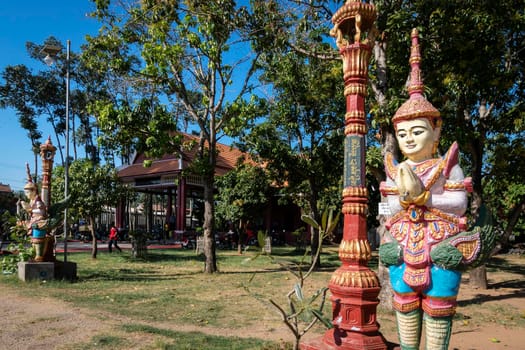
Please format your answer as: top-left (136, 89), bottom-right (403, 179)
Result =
top-left (395, 118), bottom-right (437, 162)
top-left (24, 188), bottom-right (36, 200)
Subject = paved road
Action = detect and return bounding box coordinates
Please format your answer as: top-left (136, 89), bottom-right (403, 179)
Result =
top-left (54, 240), bottom-right (183, 253)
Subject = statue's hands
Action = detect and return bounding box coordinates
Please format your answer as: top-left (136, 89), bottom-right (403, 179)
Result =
top-left (396, 162), bottom-right (425, 204)
top-left (18, 200), bottom-right (30, 211)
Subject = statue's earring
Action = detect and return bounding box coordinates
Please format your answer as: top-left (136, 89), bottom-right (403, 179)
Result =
top-left (432, 141), bottom-right (439, 157)
top-left (432, 122), bottom-right (442, 157)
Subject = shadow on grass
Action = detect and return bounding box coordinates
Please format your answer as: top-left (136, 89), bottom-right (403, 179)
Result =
top-left (120, 323), bottom-right (284, 350)
top-left (458, 254), bottom-right (525, 307)
top-left (486, 255), bottom-right (525, 277)
top-left (125, 251), bottom-right (207, 263)
top-left (458, 289), bottom-right (525, 307)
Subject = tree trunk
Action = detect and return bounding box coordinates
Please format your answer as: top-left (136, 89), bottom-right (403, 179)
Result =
top-left (308, 207), bottom-right (321, 268)
top-left (376, 128), bottom-right (397, 311)
top-left (372, 37), bottom-right (396, 311)
top-left (469, 265), bottom-right (488, 289)
top-left (467, 136), bottom-right (489, 289)
top-left (131, 232), bottom-right (148, 259)
top-left (237, 220), bottom-right (244, 255)
top-left (89, 216), bottom-right (98, 259)
top-left (203, 172), bottom-right (217, 273)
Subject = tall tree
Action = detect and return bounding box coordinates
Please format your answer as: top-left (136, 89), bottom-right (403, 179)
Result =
top-left (52, 160), bottom-right (127, 259)
top-left (84, 0), bottom-right (265, 272)
top-left (239, 0), bottom-right (346, 267)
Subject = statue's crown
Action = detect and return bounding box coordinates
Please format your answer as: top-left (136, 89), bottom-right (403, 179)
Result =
top-left (24, 163), bottom-right (37, 190)
top-left (392, 29), bottom-right (441, 128)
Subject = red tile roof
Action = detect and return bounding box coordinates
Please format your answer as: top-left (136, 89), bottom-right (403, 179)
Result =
top-left (0, 183), bottom-right (12, 193)
top-left (118, 133), bottom-right (250, 181)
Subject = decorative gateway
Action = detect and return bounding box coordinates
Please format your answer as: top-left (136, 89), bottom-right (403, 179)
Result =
top-left (378, 29), bottom-right (495, 350)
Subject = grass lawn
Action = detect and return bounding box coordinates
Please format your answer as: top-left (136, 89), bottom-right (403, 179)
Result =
top-left (1, 246), bottom-right (523, 349)
top-left (1, 246), bottom-right (344, 349)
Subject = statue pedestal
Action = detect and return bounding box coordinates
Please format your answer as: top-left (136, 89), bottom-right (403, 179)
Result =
top-left (54, 261), bottom-right (77, 281)
top-left (17, 261), bottom-right (77, 282)
top-left (18, 261), bottom-right (54, 281)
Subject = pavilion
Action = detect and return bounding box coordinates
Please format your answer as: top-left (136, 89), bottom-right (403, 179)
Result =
top-left (115, 132), bottom-right (302, 241)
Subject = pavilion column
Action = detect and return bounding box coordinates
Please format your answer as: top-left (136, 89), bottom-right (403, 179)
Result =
top-left (147, 192), bottom-right (153, 233)
top-left (302, 1), bottom-right (387, 349)
top-left (115, 200), bottom-right (125, 229)
top-left (166, 188), bottom-right (173, 226)
top-left (176, 177), bottom-right (186, 232)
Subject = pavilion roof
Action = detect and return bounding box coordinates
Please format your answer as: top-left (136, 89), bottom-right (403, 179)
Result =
top-left (117, 133), bottom-right (250, 182)
top-left (0, 183), bottom-right (12, 193)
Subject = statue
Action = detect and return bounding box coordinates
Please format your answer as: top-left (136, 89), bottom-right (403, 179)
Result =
top-left (379, 29), bottom-right (494, 350)
top-left (18, 164), bottom-right (52, 262)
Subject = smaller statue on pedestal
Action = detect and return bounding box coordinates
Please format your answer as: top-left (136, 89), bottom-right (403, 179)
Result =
top-left (17, 164), bottom-right (51, 262)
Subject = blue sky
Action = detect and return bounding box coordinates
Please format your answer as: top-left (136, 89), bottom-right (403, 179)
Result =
top-left (0, 1), bottom-right (100, 191)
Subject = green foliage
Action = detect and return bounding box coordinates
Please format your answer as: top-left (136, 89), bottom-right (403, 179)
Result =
top-left (52, 160), bottom-right (127, 221)
top-left (483, 137), bottom-right (525, 239)
top-left (215, 163), bottom-right (272, 236)
top-left (1, 213), bottom-right (34, 273)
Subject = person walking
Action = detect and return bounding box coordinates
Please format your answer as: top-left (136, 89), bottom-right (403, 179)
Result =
top-left (108, 222), bottom-right (122, 253)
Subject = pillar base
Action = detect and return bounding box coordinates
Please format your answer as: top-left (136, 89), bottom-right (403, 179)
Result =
top-left (301, 327), bottom-right (389, 350)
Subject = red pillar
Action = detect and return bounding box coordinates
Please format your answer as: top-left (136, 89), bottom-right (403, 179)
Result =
top-left (176, 177), bottom-right (186, 232)
top-left (39, 137), bottom-right (57, 208)
top-left (302, 1), bottom-right (387, 349)
top-left (166, 188), bottom-right (173, 224)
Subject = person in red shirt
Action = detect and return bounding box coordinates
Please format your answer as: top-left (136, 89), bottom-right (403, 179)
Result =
top-left (108, 222), bottom-right (122, 253)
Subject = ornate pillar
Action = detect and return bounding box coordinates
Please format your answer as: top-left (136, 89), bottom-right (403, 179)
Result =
top-left (302, 1), bottom-right (387, 349)
top-left (39, 136), bottom-right (57, 208)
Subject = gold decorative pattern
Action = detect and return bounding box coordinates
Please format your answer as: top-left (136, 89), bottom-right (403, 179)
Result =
top-left (392, 29), bottom-right (441, 126)
top-left (338, 239), bottom-right (371, 261)
top-left (422, 302), bottom-right (456, 318)
top-left (341, 45), bottom-right (372, 79)
top-left (393, 299), bottom-right (421, 313)
top-left (330, 1), bottom-right (377, 47)
top-left (344, 83), bottom-right (367, 96)
top-left (343, 186), bottom-right (368, 197)
top-left (345, 110), bottom-right (366, 121)
top-left (342, 202), bottom-right (368, 215)
top-left (426, 207), bottom-right (462, 225)
top-left (450, 230), bottom-right (481, 263)
top-left (384, 152), bottom-right (398, 180)
top-left (330, 269), bottom-right (380, 288)
top-left (345, 124), bottom-right (367, 135)
top-left (444, 182), bottom-right (466, 191)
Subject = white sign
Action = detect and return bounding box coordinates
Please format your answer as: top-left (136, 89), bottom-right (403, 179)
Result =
top-left (378, 202), bottom-right (391, 216)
